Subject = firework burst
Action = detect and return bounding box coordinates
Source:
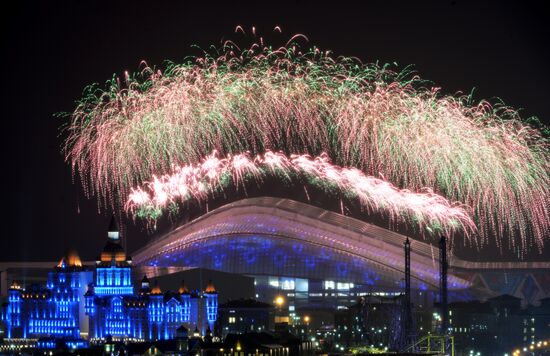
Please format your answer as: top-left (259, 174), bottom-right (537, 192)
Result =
top-left (64, 28), bottom-right (549, 253)
top-left (126, 150), bottom-right (475, 239)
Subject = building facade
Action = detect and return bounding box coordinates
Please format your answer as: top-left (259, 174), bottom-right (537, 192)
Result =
top-left (217, 299), bottom-right (272, 337)
top-left (0, 250), bottom-right (91, 340)
top-left (447, 294), bottom-right (542, 354)
top-left (0, 218), bottom-right (218, 345)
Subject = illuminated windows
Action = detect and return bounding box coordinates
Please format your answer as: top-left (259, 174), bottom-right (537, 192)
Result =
top-left (337, 282), bottom-right (352, 290)
top-left (324, 281), bottom-right (335, 290)
top-left (281, 279), bottom-right (295, 290)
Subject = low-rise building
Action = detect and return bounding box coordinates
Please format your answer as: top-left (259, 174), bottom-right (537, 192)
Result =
top-left (217, 299), bottom-right (272, 337)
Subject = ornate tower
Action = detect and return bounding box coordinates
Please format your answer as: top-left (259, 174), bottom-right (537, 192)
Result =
top-left (46, 250), bottom-right (85, 338)
top-left (179, 280), bottom-right (191, 323)
top-left (94, 217), bottom-right (133, 296)
top-left (148, 280), bottom-right (164, 340)
top-left (5, 281), bottom-right (23, 338)
top-left (204, 280), bottom-right (218, 335)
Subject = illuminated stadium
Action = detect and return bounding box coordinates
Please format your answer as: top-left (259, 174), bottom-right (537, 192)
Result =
top-left (132, 197), bottom-right (550, 311)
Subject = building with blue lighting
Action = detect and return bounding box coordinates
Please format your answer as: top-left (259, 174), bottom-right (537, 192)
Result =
top-left (0, 218), bottom-right (218, 346)
top-left (85, 275), bottom-right (218, 342)
top-left (0, 250), bottom-right (91, 340)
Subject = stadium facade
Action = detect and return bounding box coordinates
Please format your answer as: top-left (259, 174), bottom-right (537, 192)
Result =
top-left (132, 197), bottom-right (550, 317)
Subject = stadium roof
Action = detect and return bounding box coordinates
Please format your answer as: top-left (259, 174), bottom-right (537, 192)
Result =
top-left (132, 197), bottom-right (550, 293)
top-left (133, 197), bottom-right (469, 290)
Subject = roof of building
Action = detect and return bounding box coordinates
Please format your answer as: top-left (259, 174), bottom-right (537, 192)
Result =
top-left (9, 280), bottom-right (22, 290)
top-left (151, 280), bottom-right (162, 295)
top-left (99, 241), bottom-right (128, 264)
top-left (178, 280), bottom-right (189, 294)
top-left (56, 248), bottom-right (83, 269)
top-left (132, 197), bottom-right (473, 291)
top-left (204, 280), bottom-right (216, 293)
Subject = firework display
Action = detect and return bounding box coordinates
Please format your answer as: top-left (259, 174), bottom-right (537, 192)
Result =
top-left (64, 30), bottom-right (549, 251)
top-left (126, 150), bottom-right (475, 238)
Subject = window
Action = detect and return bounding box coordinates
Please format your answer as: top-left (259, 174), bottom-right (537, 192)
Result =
top-left (229, 316), bottom-right (236, 324)
top-left (337, 283), bottom-right (350, 290)
top-left (268, 278), bottom-right (279, 288)
top-left (324, 281), bottom-right (335, 290)
top-left (281, 279), bottom-right (295, 290)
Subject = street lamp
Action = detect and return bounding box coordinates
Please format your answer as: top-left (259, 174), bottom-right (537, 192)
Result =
top-left (275, 296), bottom-right (285, 307)
top-left (303, 315), bottom-right (311, 341)
top-left (274, 295), bottom-right (288, 329)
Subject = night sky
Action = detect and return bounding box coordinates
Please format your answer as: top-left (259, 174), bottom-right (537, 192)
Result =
top-left (1, 1), bottom-right (549, 262)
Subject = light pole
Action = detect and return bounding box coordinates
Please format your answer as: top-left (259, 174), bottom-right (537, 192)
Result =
top-left (304, 315), bottom-right (311, 341)
top-left (274, 295), bottom-right (287, 332)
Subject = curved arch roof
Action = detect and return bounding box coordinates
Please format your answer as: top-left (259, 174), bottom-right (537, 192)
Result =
top-left (133, 197), bottom-right (476, 291)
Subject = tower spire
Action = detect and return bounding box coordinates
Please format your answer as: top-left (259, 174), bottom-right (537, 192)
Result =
top-left (107, 216), bottom-right (119, 241)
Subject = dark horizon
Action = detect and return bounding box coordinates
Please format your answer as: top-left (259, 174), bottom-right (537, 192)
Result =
top-left (1, 0), bottom-right (549, 262)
